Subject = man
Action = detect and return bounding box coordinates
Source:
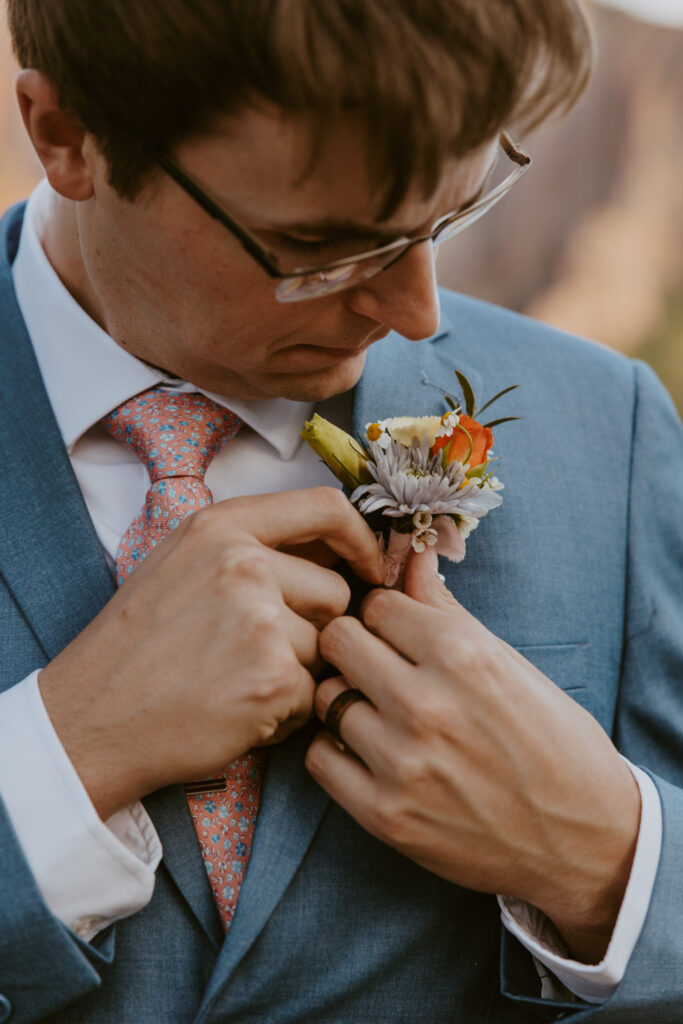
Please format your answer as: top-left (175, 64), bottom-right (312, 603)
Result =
top-left (0, 1), bottom-right (681, 1021)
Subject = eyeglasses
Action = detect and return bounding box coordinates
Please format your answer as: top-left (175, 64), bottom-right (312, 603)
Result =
top-left (158, 131), bottom-right (531, 303)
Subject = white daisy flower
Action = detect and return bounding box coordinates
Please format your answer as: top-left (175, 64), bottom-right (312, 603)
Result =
top-left (350, 436), bottom-right (503, 521)
top-left (435, 411), bottom-right (460, 439)
top-left (365, 421), bottom-right (392, 449)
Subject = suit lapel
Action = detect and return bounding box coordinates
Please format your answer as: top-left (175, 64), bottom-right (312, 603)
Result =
top-left (351, 304), bottom-right (476, 431)
top-left (0, 205), bottom-right (218, 942)
top-left (195, 722), bottom-right (328, 1011)
top-left (0, 205), bottom-right (115, 661)
top-left (143, 786), bottom-right (225, 951)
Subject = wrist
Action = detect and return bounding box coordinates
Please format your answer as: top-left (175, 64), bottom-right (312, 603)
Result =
top-left (536, 767), bottom-right (641, 964)
top-left (38, 661), bottom-right (149, 821)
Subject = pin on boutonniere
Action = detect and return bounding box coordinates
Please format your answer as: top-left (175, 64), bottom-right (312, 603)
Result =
top-left (302, 371), bottom-right (518, 585)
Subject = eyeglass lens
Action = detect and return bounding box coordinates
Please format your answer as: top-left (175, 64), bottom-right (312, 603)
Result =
top-left (276, 176), bottom-right (520, 302)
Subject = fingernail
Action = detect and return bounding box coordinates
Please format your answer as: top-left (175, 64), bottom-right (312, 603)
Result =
top-left (437, 572), bottom-right (446, 583)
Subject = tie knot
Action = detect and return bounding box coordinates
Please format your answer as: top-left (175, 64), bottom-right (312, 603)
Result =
top-left (102, 386), bottom-right (242, 482)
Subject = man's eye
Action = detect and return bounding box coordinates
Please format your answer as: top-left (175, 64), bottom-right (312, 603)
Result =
top-left (276, 235), bottom-right (347, 254)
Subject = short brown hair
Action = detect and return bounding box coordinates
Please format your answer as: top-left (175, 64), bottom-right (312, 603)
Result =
top-left (6, 0), bottom-right (593, 216)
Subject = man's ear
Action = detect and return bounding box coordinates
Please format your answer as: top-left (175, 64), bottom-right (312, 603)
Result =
top-left (15, 69), bottom-right (94, 201)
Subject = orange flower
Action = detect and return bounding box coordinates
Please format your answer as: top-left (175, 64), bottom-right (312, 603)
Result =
top-left (432, 414), bottom-right (493, 469)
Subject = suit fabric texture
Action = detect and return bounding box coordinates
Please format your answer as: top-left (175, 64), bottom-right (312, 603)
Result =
top-left (1, 202), bottom-right (683, 1023)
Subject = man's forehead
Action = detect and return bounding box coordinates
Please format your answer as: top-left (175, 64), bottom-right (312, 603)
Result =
top-left (184, 105), bottom-right (498, 231)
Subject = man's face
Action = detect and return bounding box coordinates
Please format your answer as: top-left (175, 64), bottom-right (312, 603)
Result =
top-left (75, 107), bottom-right (497, 400)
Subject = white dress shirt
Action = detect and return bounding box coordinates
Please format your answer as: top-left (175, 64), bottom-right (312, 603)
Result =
top-left (0, 180), bottom-right (662, 1004)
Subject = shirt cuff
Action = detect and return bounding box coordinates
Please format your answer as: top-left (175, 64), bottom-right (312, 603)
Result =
top-left (0, 671), bottom-right (162, 941)
top-left (498, 761), bottom-right (662, 1004)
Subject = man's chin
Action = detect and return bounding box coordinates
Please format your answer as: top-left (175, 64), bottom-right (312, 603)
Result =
top-left (262, 350), bottom-right (368, 402)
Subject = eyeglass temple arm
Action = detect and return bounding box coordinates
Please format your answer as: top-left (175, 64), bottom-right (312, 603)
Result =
top-left (500, 130), bottom-right (531, 167)
top-left (157, 155), bottom-right (282, 278)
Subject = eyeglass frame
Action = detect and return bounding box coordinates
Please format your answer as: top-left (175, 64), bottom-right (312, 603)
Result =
top-left (157, 130), bottom-right (531, 294)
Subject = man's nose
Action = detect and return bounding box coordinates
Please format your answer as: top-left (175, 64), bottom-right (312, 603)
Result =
top-left (346, 241), bottom-right (440, 341)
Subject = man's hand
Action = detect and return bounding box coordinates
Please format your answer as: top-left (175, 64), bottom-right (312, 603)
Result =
top-left (39, 487), bottom-right (383, 821)
top-left (308, 547), bottom-right (640, 964)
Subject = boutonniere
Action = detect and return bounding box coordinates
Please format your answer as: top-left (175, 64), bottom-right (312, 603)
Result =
top-left (302, 372), bottom-right (518, 585)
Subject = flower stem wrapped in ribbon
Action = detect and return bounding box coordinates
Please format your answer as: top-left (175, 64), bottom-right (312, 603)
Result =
top-left (302, 371), bottom-right (518, 585)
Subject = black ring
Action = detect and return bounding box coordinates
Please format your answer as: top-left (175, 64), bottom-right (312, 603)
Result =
top-left (324, 688), bottom-right (370, 745)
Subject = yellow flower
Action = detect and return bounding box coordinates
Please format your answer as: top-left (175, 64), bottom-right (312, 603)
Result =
top-left (301, 414), bottom-right (373, 490)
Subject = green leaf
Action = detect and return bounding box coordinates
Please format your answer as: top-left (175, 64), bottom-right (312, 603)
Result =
top-left (327, 451), bottom-right (363, 487)
top-left (468, 455), bottom-right (501, 479)
top-left (445, 395), bottom-right (457, 411)
top-left (455, 422), bottom-right (473, 465)
top-left (455, 370), bottom-right (476, 417)
top-left (476, 384), bottom-right (519, 418)
top-left (482, 416), bottom-right (520, 429)
top-left (440, 437), bottom-right (453, 469)
top-left (354, 432), bottom-right (372, 458)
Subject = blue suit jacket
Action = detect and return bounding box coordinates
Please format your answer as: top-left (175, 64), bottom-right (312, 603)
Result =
top-left (1, 201), bottom-right (683, 1023)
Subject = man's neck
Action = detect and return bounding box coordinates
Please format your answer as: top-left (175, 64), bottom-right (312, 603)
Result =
top-left (39, 190), bottom-right (108, 332)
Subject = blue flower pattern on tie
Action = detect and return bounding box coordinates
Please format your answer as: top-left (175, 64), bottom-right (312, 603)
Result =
top-left (101, 386), bottom-right (242, 586)
top-left (101, 386), bottom-right (265, 933)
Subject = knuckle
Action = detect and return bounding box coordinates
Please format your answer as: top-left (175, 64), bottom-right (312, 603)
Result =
top-left (387, 682), bottom-right (423, 724)
top-left (318, 575), bottom-right (352, 620)
top-left (451, 636), bottom-right (480, 676)
top-left (243, 603), bottom-right (288, 645)
top-left (182, 505), bottom-right (218, 539)
top-left (410, 691), bottom-right (448, 735)
top-left (384, 746), bottom-right (420, 788)
top-left (250, 653), bottom-right (302, 706)
top-left (362, 587), bottom-right (398, 627)
top-left (312, 486), bottom-right (352, 521)
top-left (319, 615), bottom-right (356, 658)
top-left (216, 545), bottom-right (271, 587)
top-left (372, 791), bottom-right (410, 844)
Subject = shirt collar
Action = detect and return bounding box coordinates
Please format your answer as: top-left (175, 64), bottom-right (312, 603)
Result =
top-left (11, 180), bottom-right (313, 460)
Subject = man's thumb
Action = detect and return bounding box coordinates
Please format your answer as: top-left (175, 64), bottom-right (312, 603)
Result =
top-left (403, 546), bottom-right (459, 608)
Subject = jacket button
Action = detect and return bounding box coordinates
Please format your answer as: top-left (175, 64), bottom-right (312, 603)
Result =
top-left (0, 994), bottom-right (12, 1021)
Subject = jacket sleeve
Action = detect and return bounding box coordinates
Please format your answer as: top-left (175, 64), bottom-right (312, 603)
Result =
top-left (0, 795), bottom-right (117, 1023)
top-left (501, 359), bottom-right (683, 1021)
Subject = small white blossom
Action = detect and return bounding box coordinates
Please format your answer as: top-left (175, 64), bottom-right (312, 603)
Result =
top-left (365, 421), bottom-right (392, 449)
top-left (412, 509), bottom-right (433, 530)
top-left (412, 528), bottom-right (438, 552)
top-left (435, 412), bottom-right (460, 439)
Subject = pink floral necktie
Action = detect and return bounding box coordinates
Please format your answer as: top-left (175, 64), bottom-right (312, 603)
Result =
top-left (102, 386), bottom-right (266, 932)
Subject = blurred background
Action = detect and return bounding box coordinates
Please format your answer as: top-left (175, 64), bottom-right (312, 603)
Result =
top-left (1, 1), bottom-right (682, 411)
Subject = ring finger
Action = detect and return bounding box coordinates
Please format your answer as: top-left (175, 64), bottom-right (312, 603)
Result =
top-left (315, 675), bottom-right (386, 774)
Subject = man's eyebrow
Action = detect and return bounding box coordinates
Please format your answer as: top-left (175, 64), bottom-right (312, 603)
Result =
top-left (266, 180), bottom-right (490, 241)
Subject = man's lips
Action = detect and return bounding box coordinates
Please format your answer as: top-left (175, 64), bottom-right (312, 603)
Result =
top-left (273, 328), bottom-right (390, 367)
